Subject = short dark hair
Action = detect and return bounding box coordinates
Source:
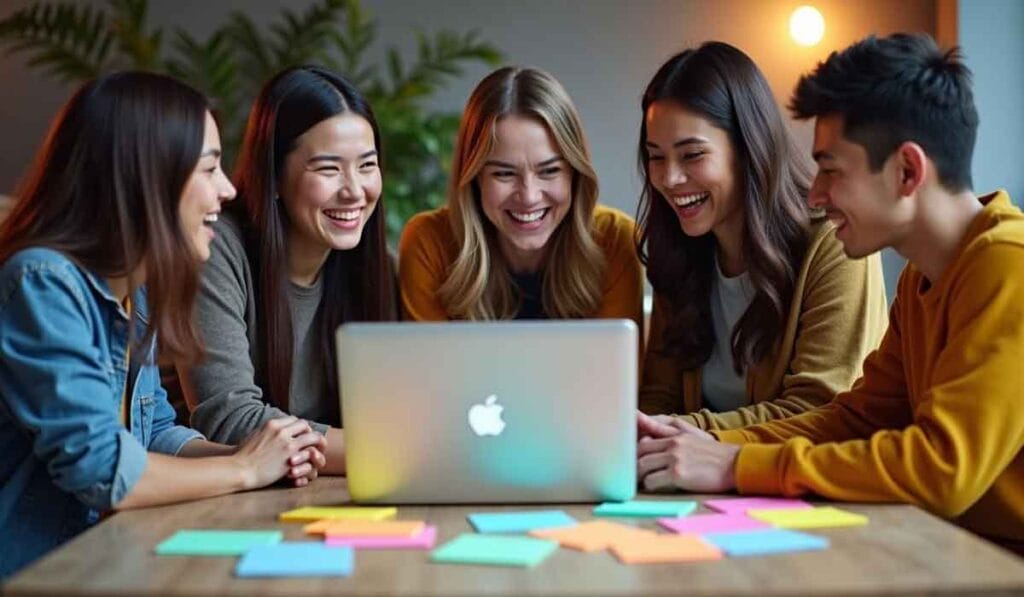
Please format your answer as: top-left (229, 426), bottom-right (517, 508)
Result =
top-left (790, 33), bottom-right (978, 192)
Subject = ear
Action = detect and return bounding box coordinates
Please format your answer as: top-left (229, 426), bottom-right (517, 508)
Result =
top-left (894, 141), bottom-right (928, 197)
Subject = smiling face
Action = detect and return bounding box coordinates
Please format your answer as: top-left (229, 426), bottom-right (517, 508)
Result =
top-left (809, 113), bottom-right (911, 258)
top-left (644, 100), bottom-right (743, 243)
top-left (178, 111), bottom-right (236, 261)
top-left (279, 113), bottom-right (382, 257)
top-left (477, 114), bottom-right (572, 273)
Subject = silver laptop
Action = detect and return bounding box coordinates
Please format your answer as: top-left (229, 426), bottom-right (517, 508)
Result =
top-left (337, 320), bottom-right (637, 504)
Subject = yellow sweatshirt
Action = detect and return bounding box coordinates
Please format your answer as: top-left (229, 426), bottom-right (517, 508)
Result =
top-left (398, 204), bottom-right (644, 329)
top-left (641, 218), bottom-right (888, 430)
top-left (715, 191), bottom-right (1024, 543)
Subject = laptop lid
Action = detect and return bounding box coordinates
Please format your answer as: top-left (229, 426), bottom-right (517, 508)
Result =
top-left (338, 320), bottom-right (637, 504)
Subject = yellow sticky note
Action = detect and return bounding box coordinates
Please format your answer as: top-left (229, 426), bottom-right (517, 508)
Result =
top-left (748, 506), bottom-right (868, 529)
top-left (304, 519), bottom-right (426, 538)
top-left (530, 520), bottom-right (656, 552)
top-left (611, 534), bottom-right (723, 564)
top-left (279, 506), bottom-right (396, 522)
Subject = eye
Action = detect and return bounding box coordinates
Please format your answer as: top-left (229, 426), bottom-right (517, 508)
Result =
top-left (539, 166), bottom-right (562, 177)
top-left (492, 170), bottom-right (515, 179)
top-left (315, 166), bottom-right (340, 174)
top-left (647, 154), bottom-right (665, 162)
top-left (682, 150), bottom-right (706, 160)
top-left (359, 160), bottom-right (378, 170)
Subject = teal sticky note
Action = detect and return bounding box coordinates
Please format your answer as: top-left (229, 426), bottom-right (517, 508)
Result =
top-left (431, 534), bottom-right (558, 567)
top-left (468, 510), bottom-right (576, 533)
top-left (704, 528), bottom-right (829, 556)
top-left (593, 500), bottom-right (698, 518)
top-left (155, 530), bottom-right (283, 556)
top-left (235, 542), bottom-right (354, 577)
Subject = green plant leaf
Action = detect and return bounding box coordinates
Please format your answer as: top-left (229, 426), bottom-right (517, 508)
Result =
top-left (0, 1), bottom-right (115, 83)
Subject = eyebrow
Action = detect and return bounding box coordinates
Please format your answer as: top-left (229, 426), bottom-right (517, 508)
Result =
top-left (812, 150), bottom-right (835, 162)
top-left (484, 156), bottom-right (563, 169)
top-left (645, 137), bottom-right (708, 150)
top-left (308, 150), bottom-right (378, 164)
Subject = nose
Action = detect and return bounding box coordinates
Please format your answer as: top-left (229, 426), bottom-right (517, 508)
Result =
top-left (219, 172), bottom-right (237, 203)
top-left (659, 158), bottom-right (687, 189)
top-left (519, 174), bottom-right (543, 205)
top-left (808, 173), bottom-right (827, 210)
top-left (337, 171), bottom-right (364, 203)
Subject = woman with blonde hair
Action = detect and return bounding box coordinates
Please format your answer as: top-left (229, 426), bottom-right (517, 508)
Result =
top-left (400, 67), bottom-right (642, 326)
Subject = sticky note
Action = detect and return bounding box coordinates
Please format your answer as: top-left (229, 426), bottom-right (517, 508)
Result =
top-left (468, 510), bottom-right (576, 533)
top-left (704, 528), bottom-right (829, 556)
top-left (431, 534), bottom-right (558, 567)
top-left (325, 525), bottom-right (437, 550)
top-left (155, 530), bottom-right (283, 556)
top-left (658, 513), bottom-right (770, 535)
top-left (747, 506), bottom-right (868, 529)
top-left (305, 519), bottom-right (425, 537)
top-left (530, 520), bottom-right (656, 552)
top-left (704, 497), bottom-right (812, 514)
top-left (611, 534), bottom-right (724, 564)
top-left (594, 500), bottom-right (697, 518)
top-left (235, 542), bottom-right (353, 577)
top-left (279, 506), bottom-right (396, 522)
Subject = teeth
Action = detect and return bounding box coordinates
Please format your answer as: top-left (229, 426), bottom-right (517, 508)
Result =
top-left (203, 214), bottom-right (218, 224)
top-left (509, 209), bottom-right (547, 223)
top-left (672, 192), bottom-right (710, 207)
top-left (324, 209), bottom-right (361, 221)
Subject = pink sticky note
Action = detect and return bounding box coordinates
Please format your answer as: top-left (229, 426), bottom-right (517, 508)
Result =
top-left (658, 513), bottom-right (770, 534)
top-left (704, 498), bottom-right (812, 514)
top-left (324, 525), bottom-right (437, 549)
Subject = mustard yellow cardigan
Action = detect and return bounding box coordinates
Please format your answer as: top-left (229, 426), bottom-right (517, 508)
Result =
top-left (640, 218), bottom-right (888, 430)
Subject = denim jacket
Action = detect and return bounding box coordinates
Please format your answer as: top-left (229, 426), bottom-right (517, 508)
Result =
top-left (0, 248), bottom-right (203, 577)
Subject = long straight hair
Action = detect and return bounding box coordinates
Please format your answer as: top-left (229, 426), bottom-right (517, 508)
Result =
top-left (231, 65), bottom-right (395, 416)
top-left (439, 67), bottom-right (605, 320)
top-left (636, 42), bottom-right (813, 371)
top-left (0, 71), bottom-right (209, 364)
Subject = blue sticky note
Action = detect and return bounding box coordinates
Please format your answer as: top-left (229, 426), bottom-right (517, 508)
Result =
top-left (593, 500), bottom-right (698, 518)
top-left (431, 534), bottom-right (558, 567)
top-left (468, 510), bottom-right (576, 533)
top-left (704, 528), bottom-right (829, 556)
top-left (235, 542), bottom-right (354, 577)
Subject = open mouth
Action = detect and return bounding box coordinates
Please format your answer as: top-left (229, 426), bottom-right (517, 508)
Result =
top-left (202, 213), bottom-right (218, 228)
top-left (324, 208), bottom-right (362, 222)
top-left (507, 208), bottom-right (549, 224)
top-left (672, 191), bottom-right (710, 209)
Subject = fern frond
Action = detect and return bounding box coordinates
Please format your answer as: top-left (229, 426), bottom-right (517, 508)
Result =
top-left (0, 2), bottom-right (115, 82)
top-left (388, 29), bottom-right (502, 103)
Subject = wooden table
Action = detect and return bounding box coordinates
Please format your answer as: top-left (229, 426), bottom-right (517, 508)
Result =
top-left (6, 477), bottom-right (1024, 596)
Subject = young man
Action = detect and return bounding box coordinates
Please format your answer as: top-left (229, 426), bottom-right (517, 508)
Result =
top-left (636, 33), bottom-right (1024, 553)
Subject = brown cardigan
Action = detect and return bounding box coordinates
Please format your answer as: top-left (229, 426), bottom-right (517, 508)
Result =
top-left (639, 219), bottom-right (889, 430)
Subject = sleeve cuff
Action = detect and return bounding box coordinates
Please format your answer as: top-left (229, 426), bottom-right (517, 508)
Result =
top-left (150, 425), bottom-right (205, 456)
top-left (310, 420), bottom-right (330, 436)
top-left (733, 442), bottom-right (787, 495)
top-left (74, 429), bottom-right (147, 510)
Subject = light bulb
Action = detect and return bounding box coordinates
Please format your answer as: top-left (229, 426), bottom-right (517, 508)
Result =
top-left (790, 6), bottom-right (825, 47)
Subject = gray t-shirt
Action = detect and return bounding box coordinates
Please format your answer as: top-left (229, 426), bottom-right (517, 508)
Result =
top-left (175, 213), bottom-right (333, 444)
top-left (700, 257), bottom-right (756, 412)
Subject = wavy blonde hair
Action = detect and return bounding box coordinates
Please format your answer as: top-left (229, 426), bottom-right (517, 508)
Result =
top-left (438, 67), bottom-right (605, 320)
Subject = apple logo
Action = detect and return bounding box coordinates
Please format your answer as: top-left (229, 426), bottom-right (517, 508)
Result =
top-left (468, 394), bottom-right (506, 437)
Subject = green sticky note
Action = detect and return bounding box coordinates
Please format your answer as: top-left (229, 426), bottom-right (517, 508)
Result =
top-left (431, 534), bottom-right (558, 567)
top-left (155, 529), bottom-right (283, 556)
top-left (594, 500), bottom-right (698, 518)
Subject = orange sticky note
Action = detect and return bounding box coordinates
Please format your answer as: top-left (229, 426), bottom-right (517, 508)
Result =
top-left (304, 519), bottom-right (426, 537)
top-left (530, 520), bottom-right (656, 552)
top-left (611, 534), bottom-right (724, 564)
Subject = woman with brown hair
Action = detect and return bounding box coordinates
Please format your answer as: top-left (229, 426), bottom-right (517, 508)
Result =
top-left (637, 42), bottom-right (888, 431)
top-left (173, 66), bottom-right (397, 475)
top-left (399, 67), bottom-right (643, 325)
top-left (0, 72), bottom-right (326, 577)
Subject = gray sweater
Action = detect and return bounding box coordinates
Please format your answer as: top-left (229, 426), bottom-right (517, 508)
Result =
top-left (175, 213), bottom-right (333, 443)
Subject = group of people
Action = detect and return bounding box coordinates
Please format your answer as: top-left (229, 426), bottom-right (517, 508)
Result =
top-left (1, 31), bottom-right (1021, 577)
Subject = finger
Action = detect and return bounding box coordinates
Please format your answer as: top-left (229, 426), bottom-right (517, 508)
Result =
top-left (309, 448), bottom-right (327, 469)
top-left (289, 449), bottom-right (312, 466)
top-left (637, 436), bottom-right (675, 457)
top-left (637, 451), bottom-right (674, 479)
top-left (642, 468), bottom-right (679, 493)
top-left (291, 430), bottom-right (327, 451)
top-left (266, 416), bottom-right (299, 431)
top-left (280, 419), bottom-right (313, 439)
top-left (293, 476), bottom-right (309, 487)
top-left (289, 463), bottom-right (313, 479)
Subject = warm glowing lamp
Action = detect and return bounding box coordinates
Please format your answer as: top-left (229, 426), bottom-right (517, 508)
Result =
top-left (790, 6), bottom-right (825, 46)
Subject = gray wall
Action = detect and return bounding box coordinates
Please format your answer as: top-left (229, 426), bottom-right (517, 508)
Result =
top-left (0, 0), bottom-right (938, 298)
top-left (959, 0), bottom-right (1024, 202)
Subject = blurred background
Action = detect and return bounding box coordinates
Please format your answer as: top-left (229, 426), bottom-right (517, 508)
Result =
top-left (1, 0), bottom-right (1021, 300)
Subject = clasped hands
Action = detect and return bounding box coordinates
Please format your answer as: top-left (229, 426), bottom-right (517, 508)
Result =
top-left (636, 412), bottom-right (741, 493)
